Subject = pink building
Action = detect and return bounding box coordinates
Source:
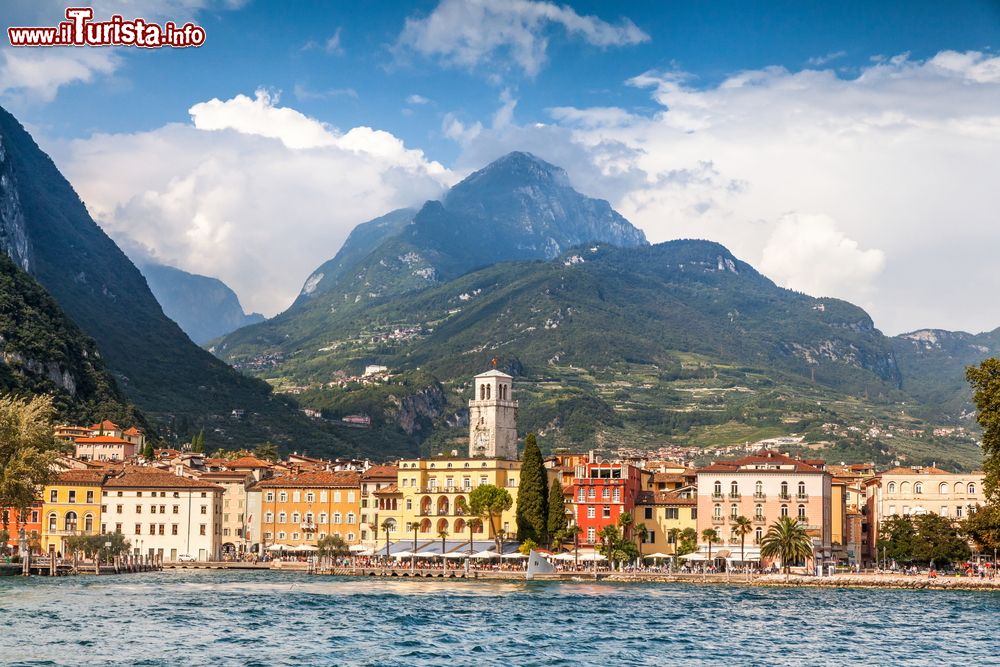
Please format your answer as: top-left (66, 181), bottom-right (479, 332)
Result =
top-left (696, 451), bottom-right (832, 570)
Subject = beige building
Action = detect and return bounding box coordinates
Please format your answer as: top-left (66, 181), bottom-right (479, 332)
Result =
top-left (866, 466), bottom-right (985, 561)
top-left (469, 369), bottom-right (518, 459)
top-left (360, 465), bottom-right (398, 547)
top-left (200, 470), bottom-right (255, 556)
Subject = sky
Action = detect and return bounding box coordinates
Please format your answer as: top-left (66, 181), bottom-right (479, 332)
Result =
top-left (2, 0), bottom-right (1000, 335)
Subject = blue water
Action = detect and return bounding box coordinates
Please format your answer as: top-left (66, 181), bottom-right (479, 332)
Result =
top-left (1, 571), bottom-right (999, 666)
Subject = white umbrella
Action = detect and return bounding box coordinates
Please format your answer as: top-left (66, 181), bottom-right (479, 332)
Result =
top-left (393, 551), bottom-right (414, 558)
top-left (679, 553), bottom-right (709, 561)
top-left (267, 544), bottom-right (288, 551)
top-left (500, 552), bottom-right (527, 560)
top-left (349, 544), bottom-right (369, 552)
top-left (645, 552), bottom-right (674, 559)
top-left (441, 552), bottom-right (467, 559)
top-left (551, 552), bottom-right (576, 561)
top-left (471, 550), bottom-right (501, 559)
top-left (354, 549), bottom-right (374, 557)
top-left (579, 553), bottom-right (607, 562)
top-left (291, 544), bottom-right (318, 552)
top-left (413, 551), bottom-right (438, 559)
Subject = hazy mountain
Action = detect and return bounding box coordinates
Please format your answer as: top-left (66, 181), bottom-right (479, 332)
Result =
top-left (0, 105), bottom-right (348, 454)
top-left (140, 263), bottom-right (264, 344)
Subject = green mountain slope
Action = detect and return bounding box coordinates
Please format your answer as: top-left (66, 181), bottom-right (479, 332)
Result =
top-left (0, 252), bottom-right (143, 426)
top-left (0, 105), bottom-right (348, 455)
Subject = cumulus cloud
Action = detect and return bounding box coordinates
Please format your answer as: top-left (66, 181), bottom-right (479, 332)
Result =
top-left (760, 214), bottom-right (885, 301)
top-left (53, 91), bottom-right (453, 316)
top-left (447, 50), bottom-right (1000, 333)
top-left (396, 0), bottom-right (648, 77)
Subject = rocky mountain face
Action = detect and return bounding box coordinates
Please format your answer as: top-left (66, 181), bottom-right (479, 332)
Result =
top-left (0, 252), bottom-right (143, 426)
top-left (0, 105), bottom-right (347, 453)
top-left (140, 263), bottom-right (264, 344)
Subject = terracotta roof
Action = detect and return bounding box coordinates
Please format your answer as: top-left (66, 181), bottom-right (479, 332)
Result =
top-left (227, 456), bottom-right (274, 469)
top-left (203, 458), bottom-right (230, 466)
top-left (652, 473), bottom-right (688, 484)
top-left (199, 471), bottom-right (251, 481)
top-left (105, 468), bottom-right (223, 490)
top-left (698, 450), bottom-right (826, 474)
top-left (882, 466), bottom-right (951, 476)
top-left (361, 465), bottom-right (398, 481)
top-left (75, 436), bottom-right (133, 445)
top-left (89, 420), bottom-right (121, 431)
top-left (374, 483), bottom-right (399, 495)
top-left (636, 490), bottom-right (697, 506)
top-left (255, 471), bottom-right (361, 489)
top-left (122, 427), bottom-right (143, 436)
top-left (53, 470), bottom-right (109, 485)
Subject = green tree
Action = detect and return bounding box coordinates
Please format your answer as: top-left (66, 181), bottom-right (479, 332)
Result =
top-left (546, 476), bottom-right (567, 546)
top-left (0, 395), bottom-right (58, 528)
top-left (733, 515), bottom-right (753, 567)
top-left (878, 515), bottom-right (918, 565)
top-left (458, 484), bottom-right (513, 552)
top-left (380, 518), bottom-right (395, 557)
top-left (912, 513), bottom-right (970, 565)
top-left (317, 534), bottom-right (350, 560)
top-left (65, 532), bottom-right (130, 559)
top-left (760, 517), bottom-right (814, 575)
top-left (515, 433), bottom-right (548, 544)
top-left (678, 528), bottom-right (698, 557)
top-left (962, 504), bottom-right (1000, 553)
top-left (190, 429), bottom-right (205, 453)
top-left (254, 442), bottom-right (279, 461)
top-left (701, 528), bottom-right (720, 568)
top-left (518, 538), bottom-right (539, 555)
top-left (142, 439), bottom-right (155, 461)
top-left (967, 358), bottom-right (1000, 502)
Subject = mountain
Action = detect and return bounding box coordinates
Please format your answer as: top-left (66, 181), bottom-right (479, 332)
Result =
top-left (208, 149), bottom-right (986, 468)
top-left (0, 252), bottom-right (143, 426)
top-left (0, 105), bottom-right (349, 454)
top-left (892, 328), bottom-right (1000, 420)
top-left (140, 263), bottom-right (264, 344)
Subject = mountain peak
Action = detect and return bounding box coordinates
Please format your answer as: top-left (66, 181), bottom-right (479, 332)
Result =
top-left (448, 151), bottom-right (570, 202)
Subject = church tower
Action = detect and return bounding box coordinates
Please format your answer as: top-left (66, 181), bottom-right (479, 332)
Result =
top-left (468, 369), bottom-right (518, 459)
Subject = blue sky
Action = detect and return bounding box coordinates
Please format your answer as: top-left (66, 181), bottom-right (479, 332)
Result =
top-left (2, 1), bottom-right (1000, 333)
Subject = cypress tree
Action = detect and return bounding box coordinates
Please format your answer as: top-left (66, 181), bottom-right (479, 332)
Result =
top-left (547, 476), bottom-right (567, 545)
top-left (516, 433), bottom-right (548, 544)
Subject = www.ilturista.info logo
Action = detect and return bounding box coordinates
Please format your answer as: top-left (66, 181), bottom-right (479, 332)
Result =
top-left (7, 7), bottom-right (206, 48)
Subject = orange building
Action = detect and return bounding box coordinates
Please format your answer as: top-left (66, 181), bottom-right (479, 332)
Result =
top-left (1, 501), bottom-right (43, 554)
top-left (256, 471), bottom-right (362, 547)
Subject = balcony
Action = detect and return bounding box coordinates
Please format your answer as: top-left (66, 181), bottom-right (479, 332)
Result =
top-left (753, 492), bottom-right (766, 500)
top-left (797, 494), bottom-right (809, 501)
top-left (753, 516), bottom-right (766, 524)
top-left (778, 493), bottom-right (791, 501)
top-left (300, 523), bottom-right (317, 532)
top-left (728, 493), bottom-right (741, 500)
top-left (711, 515), bottom-right (724, 524)
top-left (711, 493), bottom-right (724, 501)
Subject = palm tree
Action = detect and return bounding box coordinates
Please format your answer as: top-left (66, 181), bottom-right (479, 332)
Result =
top-left (380, 518), bottom-right (395, 559)
top-left (567, 524), bottom-right (582, 571)
top-left (733, 515), bottom-right (753, 570)
top-left (410, 521), bottom-right (420, 569)
top-left (438, 529), bottom-right (448, 571)
top-left (759, 516), bottom-right (814, 578)
top-left (701, 528), bottom-right (720, 571)
top-left (598, 524), bottom-right (620, 570)
top-left (633, 522), bottom-right (648, 564)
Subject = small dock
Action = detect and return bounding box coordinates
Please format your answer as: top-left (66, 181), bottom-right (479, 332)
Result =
top-left (1, 555), bottom-right (162, 577)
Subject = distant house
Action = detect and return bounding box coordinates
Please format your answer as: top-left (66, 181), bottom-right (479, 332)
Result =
top-left (66, 420), bottom-right (145, 461)
top-left (341, 414), bottom-right (372, 428)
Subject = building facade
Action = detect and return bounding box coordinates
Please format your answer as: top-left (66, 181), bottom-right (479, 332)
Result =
top-left (257, 471), bottom-right (362, 547)
top-left (103, 469), bottom-right (224, 561)
top-left (571, 461), bottom-right (644, 546)
top-left (41, 470), bottom-right (109, 555)
top-left (696, 451), bottom-right (833, 568)
top-left (468, 369), bottom-right (518, 459)
top-left (634, 488), bottom-right (698, 556)
top-left (200, 470), bottom-right (255, 556)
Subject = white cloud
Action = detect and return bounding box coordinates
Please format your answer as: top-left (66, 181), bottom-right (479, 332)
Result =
top-left (760, 214), bottom-right (885, 301)
top-left (396, 0), bottom-right (648, 77)
top-left (293, 83), bottom-right (358, 101)
top-left (447, 50), bottom-right (1000, 333)
top-left (303, 27), bottom-right (344, 55)
top-left (807, 51), bottom-right (846, 66)
top-left (406, 94), bottom-right (430, 105)
top-left (52, 91), bottom-right (453, 316)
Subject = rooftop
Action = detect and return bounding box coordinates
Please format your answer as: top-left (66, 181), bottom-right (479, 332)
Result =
top-left (255, 471), bottom-right (361, 489)
top-left (699, 451), bottom-right (826, 474)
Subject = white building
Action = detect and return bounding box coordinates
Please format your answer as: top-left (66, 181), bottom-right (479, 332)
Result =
top-left (102, 468), bottom-right (223, 562)
top-left (468, 369), bottom-right (518, 459)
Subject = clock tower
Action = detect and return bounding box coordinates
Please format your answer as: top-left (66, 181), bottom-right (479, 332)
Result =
top-left (468, 369), bottom-right (518, 459)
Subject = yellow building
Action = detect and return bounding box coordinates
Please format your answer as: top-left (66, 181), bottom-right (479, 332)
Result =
top-left (394, 457), bottom-right (521, 543)
top-left (633, 488), bottom-right (698, 556)
top-left (41, 470), bottom-right (109, 554)
top-left (256, 471), bottom-right (362, 547)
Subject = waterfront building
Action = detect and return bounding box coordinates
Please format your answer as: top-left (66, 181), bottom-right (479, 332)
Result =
top-left (827, 463), bottom-right (876, 565)
top-left (360, 465), bottom-right (398, 547)
top-left (696, 451), bottom-right (832, 568)
top-left (571, 460), bottom-right (643, 546)
top-left (865, 466), bottom-right (985, 563)
top-left (256, 471), bottom-right (362, 548)
top-left (103, 468), bottom-right (224, 561)
top-left (0, 501), bottom-right (43, 554)
top-left (200, 469), bottom-right (256, 556)
top-left (633, 488), bottom-right (698, 557)
top-left (41, 470), bottom-right (110, 555)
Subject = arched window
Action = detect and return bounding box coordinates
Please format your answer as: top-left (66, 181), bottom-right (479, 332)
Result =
top-left (939, 483), bottom-right (948, 495)
top-left (755, 504), bottom-right (764, 520)
top-left (780, 481), bottom-right (789, 499)
top-left (480, 384), bottom-right (485, 400)
top-left (797, 481), bottom-right (806, 498)
top-left (486, 384), bottom-right (491, 400)
top-left (48, 513), bottom-right (57, 532)
top-left (713, 481), bottom-right (722, 497)
top-left (84, 514), bottom-right (94, 532)
top-left (969, 482), bottom-right (977, 495)
top-left (780, 505), bottom-right (788, 518)
top-left (730, 504), bottom-right (738, 519)
top-left (887, 482), bottom-right (896, 493)
top-left (900, 482), bottom-right (911, 494)
top-left (755, 481), bottom-right (763, 497)
top-left (914, 483), bottom-right (923, 495)
top-left (64, 511), bottom-right (78, 531)
top-left (797, 505), bottom-right (807, 520)
top-left (730, 481), bottom-right (739, 497)
top-left (713, 504), bottom-right (722, 519)
top-left (754, 528), bottom-right (763, 544)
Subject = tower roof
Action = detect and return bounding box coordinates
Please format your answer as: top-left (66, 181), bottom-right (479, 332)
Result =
top-left (474, 369), bottom-right (512, 379)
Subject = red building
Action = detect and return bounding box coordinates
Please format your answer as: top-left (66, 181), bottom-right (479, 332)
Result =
top-left (1, 501), bottom-right (43, 554)
top-left (570, 462), bottom-right (643, 546)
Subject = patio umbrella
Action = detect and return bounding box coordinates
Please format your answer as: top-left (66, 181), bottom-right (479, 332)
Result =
top-left (471, 550), bottom-right (501, 559)
top-left (267, 544), bottom-right (288, 551)
top-left (348, 544), bottom-right (369, 552)
top-left (579, 553), bottom-right (607, 562)
top-left (392, 551), bottom-right (414, 559)
top-left (291, 544), bottom-right (318, 552)
top-left (551, 552), bottom-right (576, 561)
top-left (645, 552), bottom-right (674, 559)
top-left (500, 552), bottom-right (527, 560)
top-left (441, 552), bottom-right (467, 559)
top-left (412, 551), bottom-right (438, 559)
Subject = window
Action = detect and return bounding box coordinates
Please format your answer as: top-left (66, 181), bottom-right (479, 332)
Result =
top-left (305, 492), bottom-right (315, 503)
top-left (334, 491), bottom-right (342, 503)
top-left (602, 506), bottom-right (611, 519)
top-left (713, 504), bottom-right (722, 519)
top-left (347, 513), bottom-right (356, 524)
top-left (755, 528), bottom-right (763, 544)
top-left (173, 505), bottom-right (179, 514)
top-left (914, 482), bottom-right (923, 495)
top-left (116, 505), bottom-right (123, 514)
top-left (602, 487), bottom-right (610, 499)
top-left (588, 488), bottom-right (595, 499)
top-left (644, 507), bottom-right (653, 520)
top-left (151, 505), bottom-right (157, 514)
top-left (889, 505), bottom-right (896, 515)
top-left (278, 531), bottom-right (286, 540)
top-left (135, 524), bottom-right (142, 535)
top-left (797, 482), bottom-right (806, 498)
top-left (780, 504), bottom-right (788, 518)
top-left (278, 512), bottom-right (287, 523)
top-left (84, 514), bottom-right (94, 532)
top-left (319, 513), bottom-right (328, 524)
top-left (479, 476), bottom-right (488, 487)
top-left (887, 482), bottom-right (896, 493)
top-left (64, 512), bottom-right (78, 531)
top-left (730, 481), bottom-right (739, 496)
top-left (47, 513), bottom-right (57, 532)
top-left (158, 525), bottom-right (165, 536)
top-left (780, 481), bottom-right (789, 498)
top-left (348, 492), bottom-right (356, 503)
top-left (200, 505), bottom-right (207, 515)
top-left (266, 492), bottom-right (274, 502)
top-left (49, 489), bottom-right (57, 503)
top-left (666, 508), bottom-right (679, 520)
top-left (755, 504), bottom-right (764, 520)
top-left (136, 505), bottom-right (142, 514)
top-left (797, 505), bottom-right (807, 520)
top-left (587, 527), bottom-right (595, 543)
top-left (755, 481), bottom-right (763, 497)
top-left (940, 506), bottom-right (949, 517)
top-left (968, 483), bottom-right (977, 495)
top-left (68, 490), bottom-right (77, 503)
top-left (667, 531), bottom-right (676, 545)
top-left (292, 512), bottom-right (301, 524)
top-left (406, 499), bottom-right (412, 511)
top-left (730, 504), bottom-right (738, 519)
top-left (115, 523), bottom-right (122, 533)
top-left (956, 506), bottom-right (964, 518)
top-left (149, 524), bottom-right (155, 534)
top-left (292, 532), bottom-right (300, 540)
top-left (278, 492), bottom-right (287, 502)
top-left (86, 491), bottom-right (94, 503)
top-left (939, 483), bottom-right (948, 495)
top-left (612, 488), bottom-right (620, 502)
top-left (713, 481), bottom-right (722, 496)
top-left (464, 477), bottom-right (472, 490)
top-left (292, 491), bottom-right (301, 503)
top-left (199, 525), bottom-right (206, 536)
top-left (587, 506), bottom-right (595, 519)
top-left (334, 513), bottom-right (342, 524)
top-left (172, 524), bottom-right (178, 535)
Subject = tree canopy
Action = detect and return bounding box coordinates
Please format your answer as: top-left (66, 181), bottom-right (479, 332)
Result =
top-left (0, 394), bottom-right (59, 525)
top-left (515, 433), bottom-right (548, 544)
top-left (459, 484), bottom-right (513, 551)
top-left (968, 358), bottom-right (1000, 502)
top-left (880, 513), bottom-right (971, 565)
top-left (546, 476), bottom-right (567, 546)
top-left (759, 517), bottom-right (814, 574)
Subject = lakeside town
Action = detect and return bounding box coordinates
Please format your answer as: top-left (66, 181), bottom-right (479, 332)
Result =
top-left (3, 369), bottom-right (994, 585)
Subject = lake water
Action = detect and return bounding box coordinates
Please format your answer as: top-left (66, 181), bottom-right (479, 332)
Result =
top-left (1, 570), bottom-right (998, 666)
